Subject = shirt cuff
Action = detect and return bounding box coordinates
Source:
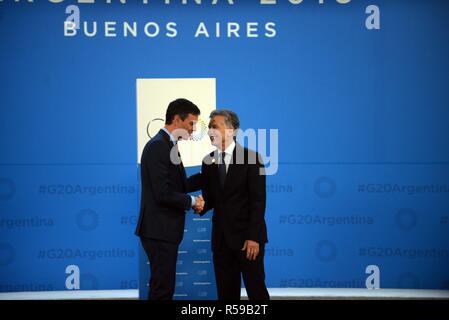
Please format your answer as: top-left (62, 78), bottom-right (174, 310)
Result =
top-left (191, 196), bottom-right (196, 207)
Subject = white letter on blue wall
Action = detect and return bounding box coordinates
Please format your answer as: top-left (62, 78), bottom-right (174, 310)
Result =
top-left (65, 265), bottom-right (80, 290)
top-left (65, 5), bottom-right (80, 30)
top-left (365, 5), bottom-right (381, 30)
top-left (365, 265), bottom-right (380, 289)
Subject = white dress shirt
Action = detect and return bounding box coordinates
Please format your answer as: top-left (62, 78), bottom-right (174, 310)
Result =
top-left (218, 140), bottom-right (236, 174)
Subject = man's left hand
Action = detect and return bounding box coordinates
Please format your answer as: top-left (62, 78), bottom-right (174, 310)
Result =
top-left (241, 240), bottom-right (259, 261)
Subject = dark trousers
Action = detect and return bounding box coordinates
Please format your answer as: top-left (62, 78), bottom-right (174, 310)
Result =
top-left (213, 238), bottom-right (270, 300)
top-left (140, 237), bottom-right (178, 300)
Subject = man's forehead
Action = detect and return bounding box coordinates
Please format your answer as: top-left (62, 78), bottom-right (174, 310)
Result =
top-left (186, 113), bottom-right (199, 121)
top-left (209, 115), bottom-right (225, 124)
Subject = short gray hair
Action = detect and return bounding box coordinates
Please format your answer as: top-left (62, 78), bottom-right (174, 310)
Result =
top-left (209, 109), bottom-right (240, 130)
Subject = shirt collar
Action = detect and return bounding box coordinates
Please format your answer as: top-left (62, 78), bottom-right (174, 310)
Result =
top-left (161, 127), bottom-right (177, 144)
top-left (219, 140), bottom-right (236, 156)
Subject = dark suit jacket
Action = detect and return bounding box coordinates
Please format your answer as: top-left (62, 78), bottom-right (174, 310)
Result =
top-left (135, 129), bottom-right (201, 244)
top-left (200, 143), bottom-right (268, 251)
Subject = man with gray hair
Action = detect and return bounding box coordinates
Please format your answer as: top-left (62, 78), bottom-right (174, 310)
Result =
top-left (196, 109), bottom-right (270, 300)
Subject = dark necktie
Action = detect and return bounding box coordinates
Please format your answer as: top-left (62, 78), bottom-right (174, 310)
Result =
top-left (218, 152), bottom-right (227, 190)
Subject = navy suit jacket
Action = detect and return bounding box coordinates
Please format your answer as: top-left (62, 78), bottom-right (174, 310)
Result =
top-left (135, 129), bottom-right (201, 244)
top-left (199, 143), bottom-right (268, 251)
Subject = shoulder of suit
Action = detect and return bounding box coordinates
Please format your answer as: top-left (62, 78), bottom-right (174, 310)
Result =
top-left (202, 151), bottom-right (215, 163)
top-left (144, 134), bottom-right (170, 151)
top-left (200, 150), bottom-right (217, 166)
top-left (236, 144), bottom-right (256, 155)
top-left (238, 145), bottom-right (264, 164)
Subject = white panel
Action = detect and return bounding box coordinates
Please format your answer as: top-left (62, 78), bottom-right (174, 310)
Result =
top-left (136, 78), bottom-right (216, 167)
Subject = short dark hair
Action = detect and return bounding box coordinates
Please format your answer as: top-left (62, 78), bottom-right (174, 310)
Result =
top-left (165, 98), bottom-right (200, 124)
top-left (210, 109), bottom-right (240, 130)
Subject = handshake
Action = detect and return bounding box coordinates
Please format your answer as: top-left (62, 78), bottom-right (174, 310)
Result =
top-left (192, 195), bottom-right (204, 213)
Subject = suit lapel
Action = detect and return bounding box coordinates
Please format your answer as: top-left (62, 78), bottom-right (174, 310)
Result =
top-left (210, 149), bottom-right (220, 186)
top-left (208, 144), bottom-right (243, 196)
top-left (207, 150), bottom-right (223, 194)
top-left (174, 143), bottom-right (188, 190)
top-left (223, 144), bottom-right (240, 194)
top-left (159, 129), bottom-right (188, 190)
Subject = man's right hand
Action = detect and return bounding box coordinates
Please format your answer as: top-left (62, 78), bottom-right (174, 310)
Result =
top-left (192, 195), bottom-right (204, 213)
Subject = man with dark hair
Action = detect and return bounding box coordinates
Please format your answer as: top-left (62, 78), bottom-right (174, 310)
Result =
top-left (135, 98), bottom-right (205, 300)
top-left (197, 109), bottom-right (270, 300)
top-left (165, 98), bottom-right (200, 125)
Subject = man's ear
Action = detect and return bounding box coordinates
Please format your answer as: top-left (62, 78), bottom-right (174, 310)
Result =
top-left (172, 115), bottom-right (180, 126)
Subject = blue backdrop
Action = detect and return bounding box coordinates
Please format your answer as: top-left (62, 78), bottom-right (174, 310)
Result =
top-left (1, 0), bottom-right (448, 298)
